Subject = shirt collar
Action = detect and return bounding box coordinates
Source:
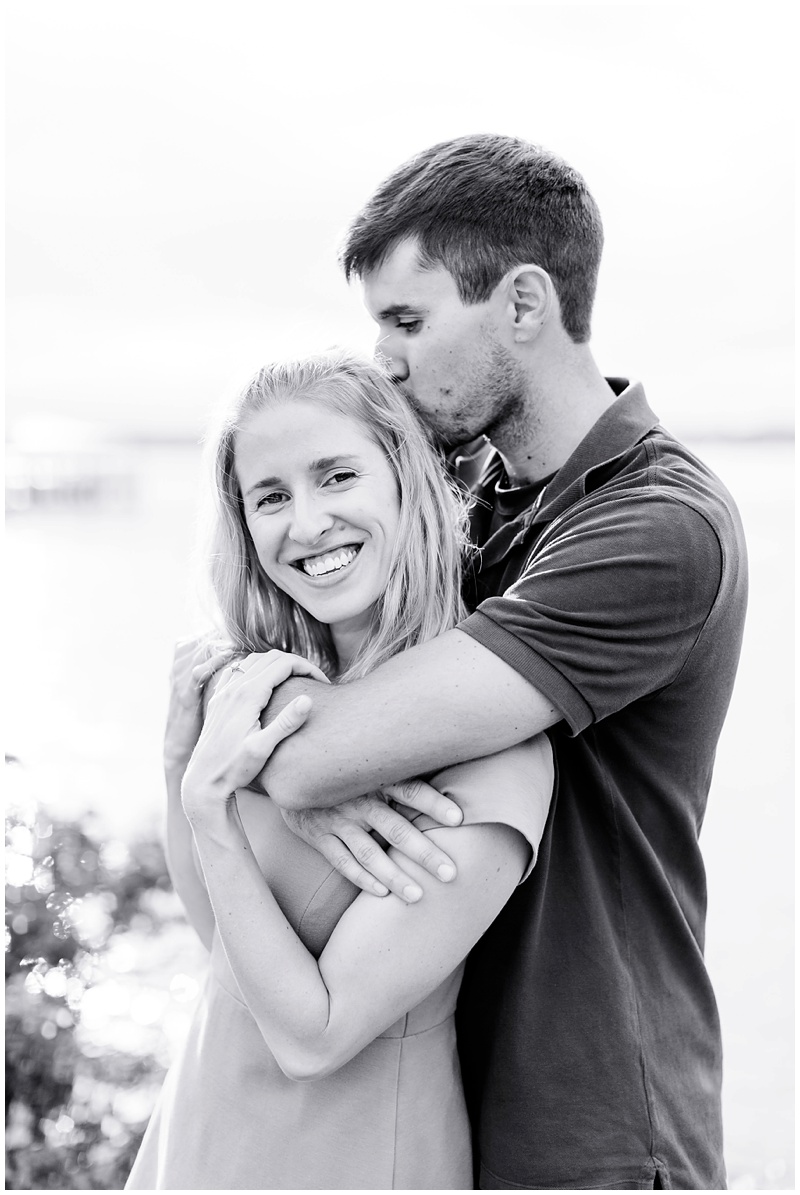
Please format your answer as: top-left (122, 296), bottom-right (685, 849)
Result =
top-left (540, 379), bottom-right (658, 508)
top-left (471, 379), bottom-right (660, 562)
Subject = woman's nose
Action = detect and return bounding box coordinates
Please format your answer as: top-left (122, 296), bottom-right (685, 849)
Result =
top-left (287, 494), bottom-right (335, 545)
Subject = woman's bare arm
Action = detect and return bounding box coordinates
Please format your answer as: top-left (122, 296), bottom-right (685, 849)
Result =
top-left (165, 766), bottom-right (216, 950)
top-left (180, 651), bottom-right (550, 1079)
top-left (253, 630), bottom-right (557, 899)
top-left (189, 802), bottom-right (530, 1080)
top-left (162, 638), bottom-right (235, 950)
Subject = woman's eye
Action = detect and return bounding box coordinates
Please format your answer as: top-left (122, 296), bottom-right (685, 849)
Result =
top-left (325, 470), bottom-right (357, 487)
top-left (255, 492), bottom-right (288, 510)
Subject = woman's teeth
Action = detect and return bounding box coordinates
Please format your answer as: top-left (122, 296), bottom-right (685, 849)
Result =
top-left (301, 545), bottom-right (360, 578)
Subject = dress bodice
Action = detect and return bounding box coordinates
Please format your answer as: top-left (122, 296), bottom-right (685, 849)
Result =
top-left (127, 738), bottom-right (553, 1190)
top-left (208, 790), bottom-right (465, 1039)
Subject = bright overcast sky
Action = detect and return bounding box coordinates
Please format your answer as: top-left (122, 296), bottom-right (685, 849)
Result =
top-left (6, 0), bottom-right (794, 440)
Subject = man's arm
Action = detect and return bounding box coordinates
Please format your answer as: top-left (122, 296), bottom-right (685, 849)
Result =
top-left (259, 629), bottom-right (559, 810)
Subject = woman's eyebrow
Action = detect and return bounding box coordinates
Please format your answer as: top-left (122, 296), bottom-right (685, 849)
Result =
top-left (308, 454), bottom-right (361, 472)
top-left (244, 475), bottom-right (282, 497)
top-left (245, 473), bottom-right (285, 497)
top-left (244, 456), bottom-right (361, 497)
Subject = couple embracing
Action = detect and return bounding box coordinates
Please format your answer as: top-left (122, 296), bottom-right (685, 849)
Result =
top-left (126, 134), bottom-right (747, 1191)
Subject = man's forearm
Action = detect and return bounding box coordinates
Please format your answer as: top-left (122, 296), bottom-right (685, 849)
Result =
top-left (257, 630), bottom-right (559, 810)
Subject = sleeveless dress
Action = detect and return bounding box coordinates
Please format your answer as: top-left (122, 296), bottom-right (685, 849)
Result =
top-left (125, 737), bottom-right (552, 1191)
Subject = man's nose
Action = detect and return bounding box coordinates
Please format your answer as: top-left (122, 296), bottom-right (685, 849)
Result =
top-left (376, 333), bottom-right (409, 383)
top-left (287, 494), bottom-right (335, 545)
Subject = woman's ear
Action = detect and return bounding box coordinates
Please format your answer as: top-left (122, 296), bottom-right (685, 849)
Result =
top-left (505, 265), bottom-right (555, 343)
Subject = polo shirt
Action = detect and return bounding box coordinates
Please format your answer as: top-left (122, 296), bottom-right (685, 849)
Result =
top-left (454, 380), bottom-right (748, 1191)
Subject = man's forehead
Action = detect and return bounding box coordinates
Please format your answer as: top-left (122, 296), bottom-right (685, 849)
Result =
top-left (362, 239), bottom-right (453, 313)
top-left (364, 239), bottom-right (425, 290)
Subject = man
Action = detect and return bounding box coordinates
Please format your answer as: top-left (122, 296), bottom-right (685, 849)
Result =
top-left (258, 135), bottom-right (747, 1190)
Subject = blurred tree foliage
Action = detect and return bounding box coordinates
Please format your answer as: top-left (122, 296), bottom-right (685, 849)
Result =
top-left (5, 758), bottom-right (201, 1191)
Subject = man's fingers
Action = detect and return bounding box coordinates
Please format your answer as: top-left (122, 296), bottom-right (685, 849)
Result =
top-left (277, 795), bottom-right (453, 902)
top-left (307, 832), bottom-right (391, 899)
top-left (381, 778), bottom-right (463, 827)
top-left (279, 804), bottom-right (420, 902)
top-left (335, 822), bottom-right (427, 903)
top-left (364, 803), bottom-right (457, 884)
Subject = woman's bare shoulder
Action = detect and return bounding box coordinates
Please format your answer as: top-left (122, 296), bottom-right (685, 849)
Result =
top-left (431, 734), bottom-right (554, 799)
top-left (413, 735), bottom-right (555, 882)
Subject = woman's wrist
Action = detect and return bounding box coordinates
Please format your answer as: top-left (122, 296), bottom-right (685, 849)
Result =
top-left (187, 798), bottom-right (246, 855)
top-left (182, 777), bottom-right (242, 832)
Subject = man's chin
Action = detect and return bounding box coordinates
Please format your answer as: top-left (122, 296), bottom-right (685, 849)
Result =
top-left (425, 424), bottom-right (461, 453)
top-left (394, 390), bottom-right (475, 452)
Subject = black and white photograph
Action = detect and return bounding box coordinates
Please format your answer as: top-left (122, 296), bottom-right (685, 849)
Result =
top-left (5, 2), bottom-right (794, 1190)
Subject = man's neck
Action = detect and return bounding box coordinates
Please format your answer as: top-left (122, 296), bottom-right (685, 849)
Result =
top-left (492, 351), bottom-right (619, 486)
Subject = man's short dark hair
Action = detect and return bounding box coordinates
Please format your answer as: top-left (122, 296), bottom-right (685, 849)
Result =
top-left (341, 134), bottom-right (603, 344)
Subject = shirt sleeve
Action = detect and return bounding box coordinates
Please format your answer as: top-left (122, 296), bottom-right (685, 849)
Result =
top-left (410, 736), bottom-right (554, 884)
top-left (458, 489), bottom-right (724, 735)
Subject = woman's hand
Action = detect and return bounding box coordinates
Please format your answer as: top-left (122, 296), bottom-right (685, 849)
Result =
top-left (163, 636), bottom-right (236, 777)
top-left (182, 650), bottom-right (329, 824)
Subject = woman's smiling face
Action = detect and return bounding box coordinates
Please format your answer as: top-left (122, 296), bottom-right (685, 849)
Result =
top-left (235, 397), bottom-right (402, 662)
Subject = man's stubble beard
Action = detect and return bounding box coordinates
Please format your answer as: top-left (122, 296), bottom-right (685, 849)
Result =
top-left (462, 333), bottom-right (533, 454)
top-left (398, 332), bottom-right (535, 455)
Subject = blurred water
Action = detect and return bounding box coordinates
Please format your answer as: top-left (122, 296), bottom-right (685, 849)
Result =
top-left (4, 437), bottom-right (794, 1188)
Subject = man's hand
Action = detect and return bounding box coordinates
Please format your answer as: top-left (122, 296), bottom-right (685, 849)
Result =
top-left (280, 780), bottom-right (463, 903)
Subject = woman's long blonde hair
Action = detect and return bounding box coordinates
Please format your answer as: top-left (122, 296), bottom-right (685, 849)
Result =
top-left (204, 349), bottom-right (470, 681)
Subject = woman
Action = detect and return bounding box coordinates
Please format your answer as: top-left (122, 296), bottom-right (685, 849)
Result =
top-left (126, 350), bottom-right (553, 1191)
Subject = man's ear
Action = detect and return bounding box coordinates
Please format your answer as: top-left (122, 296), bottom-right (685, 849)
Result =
top-left (504, 265), bottom-right (554, 342)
